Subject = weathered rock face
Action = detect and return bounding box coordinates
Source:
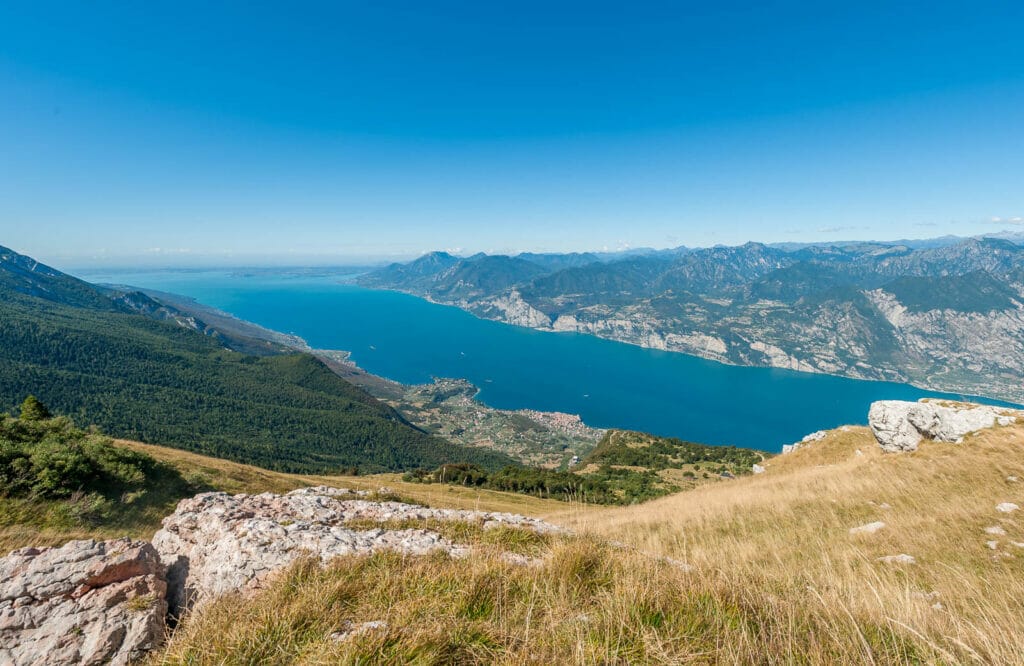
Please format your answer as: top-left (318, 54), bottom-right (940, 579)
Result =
top-left (0, 538), bottom-right (167, 666)
top-left (152, 486), bottom-right (561, 616)
top-left (869, 400), bottom-right (1019, 453)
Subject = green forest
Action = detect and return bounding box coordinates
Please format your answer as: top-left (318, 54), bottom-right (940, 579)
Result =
top-left (0, 286), bottom-right (512, 474)
top-left (403, 431), bottom-right (766, 505)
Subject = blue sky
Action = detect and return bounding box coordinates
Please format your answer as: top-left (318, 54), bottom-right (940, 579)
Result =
top-left (1, 1), bottom-right (1023, 267)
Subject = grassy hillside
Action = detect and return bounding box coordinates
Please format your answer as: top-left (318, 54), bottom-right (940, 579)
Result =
top-left (581, 429), bottom-right (764, 494)
top-left (150, 419), bottom-right (1024, 664)
top-left (0, 421), bottom-right (566, 554)
top-left (563, 423), bottom-right (1024, 663)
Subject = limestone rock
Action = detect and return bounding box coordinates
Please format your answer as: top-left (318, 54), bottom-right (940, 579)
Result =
top-left (751, 464), bottom-right (766, 474)
top-left (152, 486), bottom-right (561, 615)
top-left (869, 400), bottom-right (1020, 453)
top-left (849, 521), bottom-right (886, 535)
top-left (877, 554), bottom-right (916, 565)
top-left (0, 538), bottom-right (167, 666)
top-left (995, 502), bottom-right (1019, 513)
top-left (781, 430), bottom-right (827, 454)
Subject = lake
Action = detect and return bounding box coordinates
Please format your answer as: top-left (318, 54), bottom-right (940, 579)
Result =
top-left (79, 268), bottom-right (1009, 452)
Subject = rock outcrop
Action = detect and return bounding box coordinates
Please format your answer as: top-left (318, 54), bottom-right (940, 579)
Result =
top-left (781, 430), bottom-right (826, 454)
top-left (0, 487), bottom-right (561, 664)
top-left (0, 538), bottom-right (167, 666)
top-left (869, 400), bottom-right (1019, 453)
top-left (152, 486), bottom-right (560, 616)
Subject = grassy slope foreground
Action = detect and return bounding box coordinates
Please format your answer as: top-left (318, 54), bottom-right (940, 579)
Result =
top-left (0, 419), bottom-right (566, 554)
top-left (152, 422), bottom-right (1024, 664)
top-left (0, 245), bottom-right (512, 474)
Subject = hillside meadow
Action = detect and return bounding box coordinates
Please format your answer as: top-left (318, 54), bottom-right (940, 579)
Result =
top-left (156, 425), bottom-right (1024, 664)
top-left (4, 418), bottom-right (1023, 663)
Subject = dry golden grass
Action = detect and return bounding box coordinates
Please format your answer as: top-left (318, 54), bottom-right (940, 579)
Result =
top-left (9, 420), bottom-right (1024, 663)
top-left (153, 423), bottom-right (1024, 664)
top-left (157, 538), bottom-right (711, 666)
top-left (123, 440), bottom-right (572, 517)
top-left (558, 424), bottom-right (1024, 664)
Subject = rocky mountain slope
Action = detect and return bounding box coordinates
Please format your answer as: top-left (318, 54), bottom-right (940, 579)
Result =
top-left (2, 486), bottom-right (563, 665)
top-left (360, 236), bottom-right (1024, 403)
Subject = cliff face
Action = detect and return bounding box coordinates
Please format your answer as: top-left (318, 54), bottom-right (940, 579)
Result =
top-left (465, 288), bottom-right (1024, 400)
top-left (360, 238), bottom-right (1024, 403)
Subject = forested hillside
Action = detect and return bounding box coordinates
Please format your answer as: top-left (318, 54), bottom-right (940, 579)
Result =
top-left (0, 246), bottom-right (513, 474)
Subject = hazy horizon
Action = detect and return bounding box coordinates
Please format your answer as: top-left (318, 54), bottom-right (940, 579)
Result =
top-left (12, 226), bottom-right (1019, 273)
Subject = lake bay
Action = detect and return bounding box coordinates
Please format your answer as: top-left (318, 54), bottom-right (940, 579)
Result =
top-left (81, 269), bottom-right (1007, 452)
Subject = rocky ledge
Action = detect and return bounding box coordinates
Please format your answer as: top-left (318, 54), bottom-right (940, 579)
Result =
top-left (0, 538), bottom-right (167, 666)
top-left (153, 486), bottom-right (561, 616)
top-left (0, 486), bottom-right (561, 665)
top-left (869, 400), bottom-right (1020, 453)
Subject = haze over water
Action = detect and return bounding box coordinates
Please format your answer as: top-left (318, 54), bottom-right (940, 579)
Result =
top-left (82, 269), bottom-right (1010, 452)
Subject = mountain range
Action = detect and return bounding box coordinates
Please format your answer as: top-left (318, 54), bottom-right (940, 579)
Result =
top-left (359, 234), bottom-right (1024, 403)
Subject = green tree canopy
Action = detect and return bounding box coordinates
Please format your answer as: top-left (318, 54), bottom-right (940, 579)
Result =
top-left (19, 395), bottom-right (51, 421)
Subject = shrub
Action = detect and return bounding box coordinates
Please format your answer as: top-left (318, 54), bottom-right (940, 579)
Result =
top-left (0, 403), bottom-right (154, 501)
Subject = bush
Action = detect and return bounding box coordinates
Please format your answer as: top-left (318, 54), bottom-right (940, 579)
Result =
top-left (0, 404), bottom-right (153, 500)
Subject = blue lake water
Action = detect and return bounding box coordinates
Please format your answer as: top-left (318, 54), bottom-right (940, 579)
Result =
top-left (80, 268), bottom-right (1013, 452)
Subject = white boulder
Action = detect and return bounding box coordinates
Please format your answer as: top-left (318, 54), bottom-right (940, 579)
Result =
top-left (868, 400), bottom-right (1020, 453)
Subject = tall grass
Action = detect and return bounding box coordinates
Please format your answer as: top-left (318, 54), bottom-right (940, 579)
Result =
top-left (562, 425), bottom-right (1024, 664)
top-left (156, 425), bottom-right (1024, 664)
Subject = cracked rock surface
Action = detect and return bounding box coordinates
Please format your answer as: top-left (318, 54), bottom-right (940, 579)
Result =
top-left (152, 486), bottom-right (561, 615)
top-left (0, 538), bottom-right (167, 666)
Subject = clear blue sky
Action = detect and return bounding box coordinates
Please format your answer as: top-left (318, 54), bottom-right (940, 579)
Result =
top-left (1, 1), bottom-right (1023, 267)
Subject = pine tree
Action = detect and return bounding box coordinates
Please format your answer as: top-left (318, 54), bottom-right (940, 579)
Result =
top-left (19, 395), bottom-right (51, 421)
